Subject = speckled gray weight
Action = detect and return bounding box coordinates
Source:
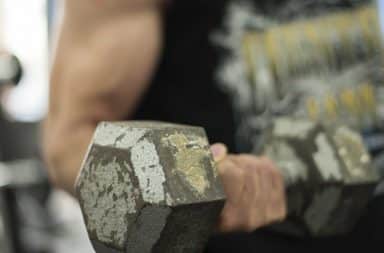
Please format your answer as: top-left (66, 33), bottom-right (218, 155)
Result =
top-left (262, 118), bottom-right (380, 236)
top-left (75, 121), bottom-right (225, 253)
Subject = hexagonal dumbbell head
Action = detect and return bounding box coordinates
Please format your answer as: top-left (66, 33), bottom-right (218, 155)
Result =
top-left (76, 121), bottom-right (225, 253)
top-left (262, 118), bottom-right (380, 236)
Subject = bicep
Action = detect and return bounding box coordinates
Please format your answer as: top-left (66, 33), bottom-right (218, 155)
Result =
top-left (50, 1), bottom-right (162, 126)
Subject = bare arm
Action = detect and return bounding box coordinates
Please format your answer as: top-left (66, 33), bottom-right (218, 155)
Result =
top-left (43, 0), bottom-right (163, 194)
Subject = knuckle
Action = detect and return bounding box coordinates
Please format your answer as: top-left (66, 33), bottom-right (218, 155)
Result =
top-left (270, 201), bottom-right (287, 223)
top-left (217, 159), bottom-right (236, 175)
top-left (242, 165), bottom-right (255, 180)
top-left (238, 154), bottom-right (260, 168)
top-left (219, 157), bottom-right (235, 168)
top-left (260, 164), bottom-right (272, 179)
top-left (267, 163), bottom-right (278, 175)
top-left (271, 167), bottom-right (284, 185)
top-left (260, 156), bottom-right (275, 167)
top-left (274, 168), bottom-right (284, 181)
top-left (237, 154), bottom-right (252, 160)
top-left (234, 166), bottom-right (246, 179)
top-left (251, 168), bottom-right (260, 181)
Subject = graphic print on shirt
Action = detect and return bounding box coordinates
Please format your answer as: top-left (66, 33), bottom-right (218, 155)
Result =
top-left (214, 0), bottom-right (384, 153)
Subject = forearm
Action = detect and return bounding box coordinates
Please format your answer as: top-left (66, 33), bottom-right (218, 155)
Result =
top-left (43, 120), bottom-right (94, 194)
top-left (43, 2), bottom-right (162, 195)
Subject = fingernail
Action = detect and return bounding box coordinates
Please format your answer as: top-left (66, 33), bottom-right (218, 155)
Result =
top-left (210, 143), bottom-right (227, 161)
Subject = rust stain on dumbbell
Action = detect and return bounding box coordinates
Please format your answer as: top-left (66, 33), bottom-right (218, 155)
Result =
top-left (162, 133), bottom-right (212, 197)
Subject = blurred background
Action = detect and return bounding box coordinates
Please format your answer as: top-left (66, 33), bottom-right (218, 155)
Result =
top-left (0, 1), bottom-right (94, 252)
top-left (0, 0), bottom-right (47, 121)
top-left (0, 1), bottom-right (383, 253)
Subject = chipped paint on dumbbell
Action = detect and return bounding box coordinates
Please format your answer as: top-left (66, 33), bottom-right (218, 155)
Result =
top-left (332, 126), bottom-right (373, 181)
top-left (77, 122), bottom-right (164, 250)
top-left (162, 132), bottom-right (215, 196)
top-left (313, 133), bottom-right (343, 181)
top-left (273, 117), bottom-right (316, 139)
top-left (93, 122), bottom-right (147, 148)
top-left (131, 138), bottom-right (167, 203)
top-left (78, 155), bottom-right (140, 249)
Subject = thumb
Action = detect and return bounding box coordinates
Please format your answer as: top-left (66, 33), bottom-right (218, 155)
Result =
top-left (210, 143), bottom-right (228, 162)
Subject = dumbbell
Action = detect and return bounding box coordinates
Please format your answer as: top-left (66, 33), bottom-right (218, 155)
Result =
top-left (76, 118), bottom-right (380, 253)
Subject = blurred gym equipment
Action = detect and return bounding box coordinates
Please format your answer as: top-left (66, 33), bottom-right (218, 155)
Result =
top-left (0, 51), bottom-right (23, 87)
top-left (0, 51), bottom-right (52, 253)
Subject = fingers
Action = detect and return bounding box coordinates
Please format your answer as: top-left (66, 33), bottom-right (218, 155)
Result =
top-left (228, 156), bottom-right (259, 231)
top-left (210, 143), bottom-right (228, 162)
top-left (216, 156), bottom-right (246, 232)
top-left (260, 157), bottom-right (287, 222)
top-left (217, 156), bottom-right (244, 202)
top-left (216, 154), bottom-right (287, 233)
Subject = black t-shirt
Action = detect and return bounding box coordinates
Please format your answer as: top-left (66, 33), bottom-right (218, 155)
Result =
top-left (133, 0), bottom-right (237, 151)
top-left (132, 0), bottom-right (383, 251)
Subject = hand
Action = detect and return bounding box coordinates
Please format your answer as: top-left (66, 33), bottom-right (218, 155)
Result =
top-left (210, 143), bottom-right (287, 233)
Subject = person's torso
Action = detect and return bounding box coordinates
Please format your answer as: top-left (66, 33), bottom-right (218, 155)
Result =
top-left (132, 0), bottom-right (237, 151)
top-left (133, 0), bottom-right (383, 154)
